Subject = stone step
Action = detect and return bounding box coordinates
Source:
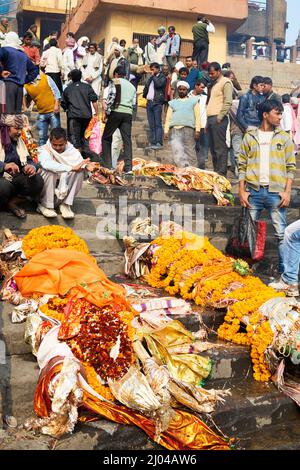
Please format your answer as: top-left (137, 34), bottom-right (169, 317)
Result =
top-left (0, 212), bottom-right (289, 259)
top-left (240, 421), bottom-right (300, 450)
top-left (2, 349), bottom-right (298, 443)
top-left (2, 407), bottom-right (300, 450)
top-left (0, 354), bottom-right (39, 421)
top-left (81, 180), bottom-right (300, 208)
top-left (204, 378), bottom-right (300, 436)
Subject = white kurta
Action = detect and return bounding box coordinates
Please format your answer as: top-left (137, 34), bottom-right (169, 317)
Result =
top-left (62, 48), bottom-right (75, 82)
top-left (82, 52), bottom-right (103, 97)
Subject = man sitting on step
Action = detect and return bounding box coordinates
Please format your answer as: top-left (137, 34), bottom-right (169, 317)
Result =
top-left (0, 114), bottom-right (44, 219)
top-left (38, 127), bottom-right (96, 219)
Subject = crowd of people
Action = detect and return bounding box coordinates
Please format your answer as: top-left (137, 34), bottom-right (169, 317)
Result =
top-left (1, 16), bottom-right (300, 296)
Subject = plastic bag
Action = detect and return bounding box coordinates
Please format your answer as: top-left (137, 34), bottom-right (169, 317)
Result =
top-left (138, 95), bottom-right (147, 108)
top-left (89, 119), bottom-right (102, 155)
top-left (225, 208), bottom-right (266, 262)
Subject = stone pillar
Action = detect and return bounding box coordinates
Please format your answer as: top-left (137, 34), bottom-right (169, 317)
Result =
top-left (246, 39), bottom-right (253, 59)
top-left (290, 45), bottom-right (297, 63)
top-left (271, 42), bottom-right (277, 62)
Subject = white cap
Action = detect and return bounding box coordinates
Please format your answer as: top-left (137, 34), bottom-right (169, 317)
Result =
top-left (177, 81), bottom-right (190, 90)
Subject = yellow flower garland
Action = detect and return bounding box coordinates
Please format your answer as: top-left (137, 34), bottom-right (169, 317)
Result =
top-left (145, 231), bottom-right (285, 382)
top-left (22, 226), bottom-right (89, 259)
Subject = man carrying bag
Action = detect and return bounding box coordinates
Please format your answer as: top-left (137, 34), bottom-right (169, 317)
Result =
top-left (238, 100), bottom-right (296, 274)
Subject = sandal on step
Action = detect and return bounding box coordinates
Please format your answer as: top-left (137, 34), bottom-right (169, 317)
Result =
top-left (10, 206), bottom-right (27, 219)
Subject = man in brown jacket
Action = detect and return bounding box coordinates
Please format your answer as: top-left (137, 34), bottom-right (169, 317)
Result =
top-left (206, 62), bottom-right (233, 176)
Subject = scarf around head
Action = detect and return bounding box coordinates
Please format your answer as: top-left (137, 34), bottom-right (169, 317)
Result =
top-left (2, 31), bottom-right (23, 50)
top-left (0, 114), bottom-right (25, 151)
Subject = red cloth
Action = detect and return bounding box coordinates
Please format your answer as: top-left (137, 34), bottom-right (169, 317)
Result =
top-left (23, 45), bottom-right (40, 65)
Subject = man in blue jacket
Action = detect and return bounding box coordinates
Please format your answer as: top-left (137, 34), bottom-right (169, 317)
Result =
top-left (165, 26), bottom-right (181, 71)
top-left (236, 76), bottom-right (265, 132)
top-left (0, 32), bottom-right (38, 113)
top-left (143, 62), bottom-right (167, 150)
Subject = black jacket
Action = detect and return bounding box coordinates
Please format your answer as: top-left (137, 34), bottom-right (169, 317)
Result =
top-left (143, 73), bottom-right (167, 105)
top-left (61, 81), bottom-right (98, 119)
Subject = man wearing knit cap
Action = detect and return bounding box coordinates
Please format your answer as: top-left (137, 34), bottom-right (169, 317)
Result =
top-left (164, 81), bottom-right (200, 168)
top-left (0, 114), bottom-right (44, 219)
top-left (156, 26), bottom-right (168, 67)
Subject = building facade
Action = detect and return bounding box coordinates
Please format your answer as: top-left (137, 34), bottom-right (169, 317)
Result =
top-left (17, 0), bottom-right (78, 40)
top-left (228, 0), bottom-right (288, 56)
top-left (60, 0), bottom-right (248, 64)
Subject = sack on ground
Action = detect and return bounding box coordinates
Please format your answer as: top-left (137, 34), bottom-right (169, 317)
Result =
top-left (225, 208), bottom-right (266, 262)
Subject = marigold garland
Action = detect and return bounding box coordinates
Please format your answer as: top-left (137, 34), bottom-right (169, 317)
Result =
top-left (83, 364), bottom-right (116, 402)
top-left (39, 296), bottom-right (68, 322)
top-left (22, 226), bottom-right (89, 259)
top-left (145, 231), bottom-right (285, 382)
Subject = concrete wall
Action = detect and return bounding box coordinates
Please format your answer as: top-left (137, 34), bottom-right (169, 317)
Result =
top-left (228, 56), bottom-right (300, 94)
top-left (21, 0), bottom-right (78, 14)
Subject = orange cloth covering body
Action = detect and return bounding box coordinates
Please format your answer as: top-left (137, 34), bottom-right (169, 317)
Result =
top-left (35, 357), bottom-right (231, 451)
top-left (14, 249), bottom-right (128, 309)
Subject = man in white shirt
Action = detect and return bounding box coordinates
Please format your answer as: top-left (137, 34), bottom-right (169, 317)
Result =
top-left (144, 36), bottom-right (158, 65)
top-left (38, 127), bottom-right (96, 219)
top-left (155, 26), bottom-right (168, 67)
top-left (281, 94), bottom-right (297, 138)
top-left (192, 16), bottom-right (215, 68)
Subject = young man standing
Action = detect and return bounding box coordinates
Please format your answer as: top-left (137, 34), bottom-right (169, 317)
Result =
top-left (170, 67), bottom-right (189, 100)
top-left (236, 76), bottom-right (265, 132)
top-left (185, 56), bottom-right (201, 90)
top-left (263, 77), bottom-right (282, 104)
top-left (239, 100), bottom-right (296, 275)
top-left (22, 32), bottom-right (40, 65)
top-left (165, 26), bottom-right (181, 70)
top-left (61, 69), bottom-right (98, 155)
top-left (206, 62), bottom-right (233, 176)
top-left (164, 81), bottom-right (200, 168)
top-left (102, 66), bottom-right (136, 173)
top-left (143, 62), bottom-right (166, 150)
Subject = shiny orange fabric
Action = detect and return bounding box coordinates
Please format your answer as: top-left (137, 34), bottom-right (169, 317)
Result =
top-left (34, 360), bottom-right (230, 451)
top-left (14, 249), bottom-right (127, 309)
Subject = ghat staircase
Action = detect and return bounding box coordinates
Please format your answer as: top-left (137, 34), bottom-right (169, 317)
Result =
top-left (0, 109), bottom-right (300, 450)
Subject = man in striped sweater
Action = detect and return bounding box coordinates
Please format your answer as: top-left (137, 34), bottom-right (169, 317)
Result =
top-left (239, 99), bottom-right (296, 275)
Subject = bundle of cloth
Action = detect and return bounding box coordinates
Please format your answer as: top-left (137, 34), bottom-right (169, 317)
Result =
top-left (132, 158), bottom-right (233, 206)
